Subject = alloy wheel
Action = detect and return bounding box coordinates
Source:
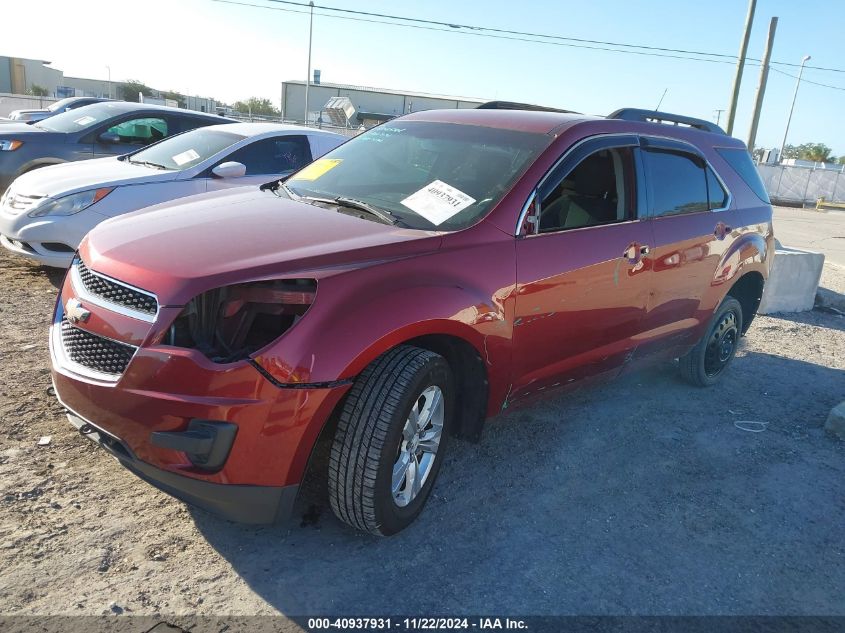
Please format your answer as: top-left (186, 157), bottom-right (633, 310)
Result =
top-left (392, 385), bottom-right (444, 507)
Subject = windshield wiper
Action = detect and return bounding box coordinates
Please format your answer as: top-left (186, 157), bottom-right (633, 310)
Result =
top-left (129, 159), bottom-right (169, 170)
top-left (287, 189), bottom-right (401, 226)
top-left (333, 197), bottom-right (400, 226)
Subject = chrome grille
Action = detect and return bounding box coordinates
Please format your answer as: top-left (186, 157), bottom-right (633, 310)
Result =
top-left (76, 260), bottom-right (158, 316)
top-left (60, 317), bottom-right (136, 376)
top-left (2, 191), bottom-right (46, 216)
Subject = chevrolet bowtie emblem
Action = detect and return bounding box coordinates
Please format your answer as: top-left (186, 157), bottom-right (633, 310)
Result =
top-left (65, 298), bottom-right (91, 324)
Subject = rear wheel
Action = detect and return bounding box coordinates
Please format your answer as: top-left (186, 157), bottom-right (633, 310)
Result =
top-left (328, 345), bottom-right (452, 535)
top-left (679, 297), bottom-right (743, 387)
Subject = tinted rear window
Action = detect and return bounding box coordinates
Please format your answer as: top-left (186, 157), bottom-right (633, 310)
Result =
top-left (716, 148), bottom-right (770, 204)
top-left (643, 149), bottom-right (709, 217)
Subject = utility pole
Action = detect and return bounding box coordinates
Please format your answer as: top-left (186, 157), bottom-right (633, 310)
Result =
top-left (105, 65), bottom-right (111, 99)
top-left (747, 16), bottom-right (778, 152)
top-left (779, 55), bottom-right (812, 160)
top-left (714, 109), bottom-right (725, 126)
top-left (725, 0), bottom-right (757, 135)
top-left (304, 0), bottom-right (314, 125)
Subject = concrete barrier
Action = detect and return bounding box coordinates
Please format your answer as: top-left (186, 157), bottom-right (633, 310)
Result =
top-left (758, 246), bottom-right (825, 314)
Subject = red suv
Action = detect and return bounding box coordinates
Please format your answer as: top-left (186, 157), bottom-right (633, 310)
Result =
top-left (49, 105), bottom-right (774, 535)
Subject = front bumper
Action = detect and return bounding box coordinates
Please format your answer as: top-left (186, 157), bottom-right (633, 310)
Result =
top-left (49, 263), bottom-right (352, 522)
top-left (65, 408), bottom-right (297, 523)
top-left (0, 211), bottom-right (91, 268)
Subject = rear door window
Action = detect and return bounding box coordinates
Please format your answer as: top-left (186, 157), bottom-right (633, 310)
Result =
top-left (643, 149), bottom-right (709, 217)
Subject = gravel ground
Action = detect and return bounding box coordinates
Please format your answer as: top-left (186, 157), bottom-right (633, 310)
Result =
top-left (0, 250), bottom-right (843, 618)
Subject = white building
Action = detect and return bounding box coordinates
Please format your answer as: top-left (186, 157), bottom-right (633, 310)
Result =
top-left (281, 78), bottom-right (486, 127)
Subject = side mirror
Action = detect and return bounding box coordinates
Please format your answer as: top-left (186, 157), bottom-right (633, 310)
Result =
top-left (98, 132), bottom-right (121, 144)
top-left (212, 161), bottom-right (247, 178)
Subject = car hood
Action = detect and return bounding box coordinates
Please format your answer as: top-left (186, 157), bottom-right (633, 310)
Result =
top-left (9, 109), bottom-right (45, 115)
top-left (0, 121), bottom-right (57, 142)
top-left (9, 156), bottom-right (177, 197)
top-left (82, 188), bottom-right (442, 306)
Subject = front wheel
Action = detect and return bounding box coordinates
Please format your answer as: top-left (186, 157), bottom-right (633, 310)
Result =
top-left (679, 297), bottom-right (743, 387)
top-left (328, 345), bottom-right (452, 536)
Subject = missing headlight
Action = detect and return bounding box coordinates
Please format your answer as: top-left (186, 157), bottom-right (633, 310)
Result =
top-left (168, 279), bottom-right (316, 363)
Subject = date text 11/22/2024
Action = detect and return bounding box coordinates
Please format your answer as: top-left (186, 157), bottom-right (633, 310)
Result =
top-left (306, 617), bottom-right (529, 630)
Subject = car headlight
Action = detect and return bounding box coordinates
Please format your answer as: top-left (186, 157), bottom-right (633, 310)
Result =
top-left (0, 140), bottom-right (23, 151)
top-left (27, 188), bottom-right (114, 218)
top-left (166, 279), bottom-right (317, 363)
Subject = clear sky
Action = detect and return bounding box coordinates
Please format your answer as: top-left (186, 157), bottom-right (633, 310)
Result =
top-left (4, 0), bottom-right (844, 154)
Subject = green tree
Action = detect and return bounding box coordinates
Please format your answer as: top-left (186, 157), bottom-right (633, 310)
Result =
top-left (783, 142), bottom-right (834, 162)
top-left (117, 79), bottom-right (154, 102)
top-left (27, 84), bottom-right (48, 97)
top-left (161, 90), bottom-right (186, 107)
top-left (838, 156), bottom-right (845, 165)
top-left (232, 97), bottom-right (279, 117)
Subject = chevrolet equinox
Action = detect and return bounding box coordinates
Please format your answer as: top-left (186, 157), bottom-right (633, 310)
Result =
top-left (49, 105), bottom-right (774, 535)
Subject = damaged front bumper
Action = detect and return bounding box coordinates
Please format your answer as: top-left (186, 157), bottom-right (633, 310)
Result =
top-left (64, 406), bottom-right (298, 524)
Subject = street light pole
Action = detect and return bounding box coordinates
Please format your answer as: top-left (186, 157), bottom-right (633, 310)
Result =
top-left (106, 65), bottom-right (111, 99)
top-left (304, 0), bottom-right (314, 125)
top-left (779, 55), bottom-right (811, 161)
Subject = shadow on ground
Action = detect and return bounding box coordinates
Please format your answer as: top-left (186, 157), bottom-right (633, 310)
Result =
top-left (190, 349), bottom-right (845, 616)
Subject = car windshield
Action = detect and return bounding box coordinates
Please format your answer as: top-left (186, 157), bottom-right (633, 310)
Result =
top-left (126, 128), bottom-right (245, 170)
top-left (284, 120), bottom-right (550, 231)
top-left (35, 102), bottom-right (125, 132)
top-left (47, 98), bottom-right (80, 112)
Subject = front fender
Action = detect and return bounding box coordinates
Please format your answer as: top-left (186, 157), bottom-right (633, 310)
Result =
top-left (255, 282), bottom-right (511, 384)
top-left (17, 158), bottom-right (66, 177)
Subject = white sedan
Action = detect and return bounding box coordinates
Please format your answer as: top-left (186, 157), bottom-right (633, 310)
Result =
top-left (0, 122), bottom-right (345, 267)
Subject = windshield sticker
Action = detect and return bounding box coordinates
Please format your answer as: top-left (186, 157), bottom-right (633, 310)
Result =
top-left (291, 158), bottom-right (343, 181)
top-left (74, 116), bottom-right (96, 126)
top-left (400, 180), bottom-right (476, 226)
top-left (172, 149), bottom-right (200, 166)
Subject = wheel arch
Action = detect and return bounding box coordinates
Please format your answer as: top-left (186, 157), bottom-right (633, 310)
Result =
top-left (296, 330), bottom-right (492, 513)
top-left (17, 158), bottom-right (67, 176)
top-left (726, 270), bottom-right (765, 334)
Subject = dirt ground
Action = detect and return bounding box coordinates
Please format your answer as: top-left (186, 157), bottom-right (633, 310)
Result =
top-left (0, 248), bottom-right (843, 619)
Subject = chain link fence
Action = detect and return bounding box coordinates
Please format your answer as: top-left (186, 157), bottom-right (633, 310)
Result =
top-left (757, 163), bottom-right (845, 206)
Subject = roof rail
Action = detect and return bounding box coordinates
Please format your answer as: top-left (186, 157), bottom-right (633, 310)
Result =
top-left (477, 101), bottom-right (579, 114)
top-left (608, 108), bottom-right (725, 135)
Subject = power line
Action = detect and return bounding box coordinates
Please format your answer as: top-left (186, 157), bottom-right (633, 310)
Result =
top-left (770, 66), bottom-right (845, 92)
top-left (217, 0), bottom-right (845, 75)
top-left (213, 0), bottom-right (740, 66)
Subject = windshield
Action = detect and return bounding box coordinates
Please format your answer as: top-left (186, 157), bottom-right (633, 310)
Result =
top-left (127, 128), bottom-right (245, 170)
top-left (285, 121), bottom-right (549, 231)
top-left (47, 98), bottom-right (81, 112)
top-left (36, 102), bottom-right (125, 133)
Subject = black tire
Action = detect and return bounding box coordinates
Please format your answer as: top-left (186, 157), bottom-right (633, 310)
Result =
top-left (328, 345), bottom-right (452, 536)
top-left (679, 297), bottom-right (743, 387)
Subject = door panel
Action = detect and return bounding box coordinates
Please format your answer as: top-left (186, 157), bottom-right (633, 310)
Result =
top-left (636, 143), bottom-right (734, 358)
top-left (511, 222), bottom-right (653, 402)
top-left (511, 137), bottom-right (652, 403)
